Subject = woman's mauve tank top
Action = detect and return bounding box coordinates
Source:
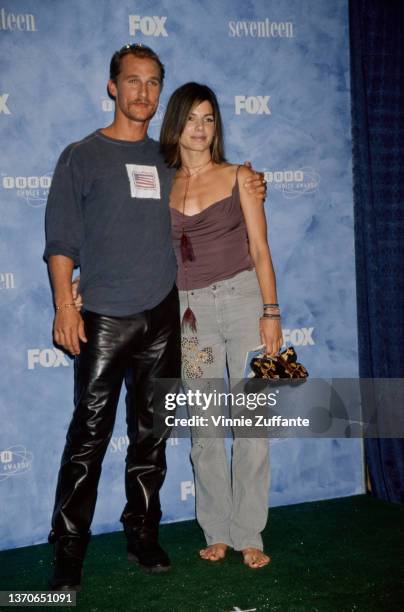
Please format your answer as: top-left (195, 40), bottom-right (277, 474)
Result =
top-left (170, 177), bottom-right (253, 290)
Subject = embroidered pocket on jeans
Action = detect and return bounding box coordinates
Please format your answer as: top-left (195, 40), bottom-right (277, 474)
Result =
top-left (181, 336), bottom-right (214, 379)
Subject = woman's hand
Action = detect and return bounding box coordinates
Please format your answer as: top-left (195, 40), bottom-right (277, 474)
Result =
top-left (259, 317), bottom-right (283, 356)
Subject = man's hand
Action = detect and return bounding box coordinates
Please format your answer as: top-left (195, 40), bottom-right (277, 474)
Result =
top-left (48, 256), bottom-right (86, 354)
top-left (53, 307), bottom-right (87, 355)
top-left (72, 276), bottom-right (83, 311)
top-left (243, 160), bottom-right (267, 200)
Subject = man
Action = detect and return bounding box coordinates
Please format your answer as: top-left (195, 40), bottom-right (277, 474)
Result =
top-left (44, 44), bottom-right (265, 590)
top-left (44, 44), bottom-right (180, 590)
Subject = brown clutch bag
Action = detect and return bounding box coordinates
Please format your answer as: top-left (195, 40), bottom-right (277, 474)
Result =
top-left (250, 346), bottom-right (309, 379)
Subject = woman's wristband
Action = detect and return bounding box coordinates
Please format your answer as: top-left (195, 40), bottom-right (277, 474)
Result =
top-left (262, 302), bottom-right (281, 320)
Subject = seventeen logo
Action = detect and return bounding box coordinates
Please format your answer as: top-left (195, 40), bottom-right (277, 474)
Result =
top-left (0, 8), bottom-right (36, 31)
top-left (235, 95), bottom-right (271, 115)
top-left (129, 14), bottom-right (167, 37)
top-left (229, 18), bottom-right (294, 38)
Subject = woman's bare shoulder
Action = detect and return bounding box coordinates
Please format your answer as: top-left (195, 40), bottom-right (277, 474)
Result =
top-left (215, 162), bottom-right (248, 181)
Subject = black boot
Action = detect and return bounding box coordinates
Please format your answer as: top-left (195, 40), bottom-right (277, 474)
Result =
top-left (124, 524), bottom-right (171, 573)
top-left (48, 532), bottom-right (90, 591)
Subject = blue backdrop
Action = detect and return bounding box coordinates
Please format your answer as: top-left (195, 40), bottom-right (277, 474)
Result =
top-left (0, 0), bottom-right (363, 550)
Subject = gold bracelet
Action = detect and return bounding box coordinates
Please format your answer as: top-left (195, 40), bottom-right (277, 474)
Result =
top-left (55, 303), bottom-right (76, 311)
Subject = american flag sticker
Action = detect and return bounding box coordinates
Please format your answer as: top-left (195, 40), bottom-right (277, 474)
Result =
top-left (125, 164), bottom-right (161, 200)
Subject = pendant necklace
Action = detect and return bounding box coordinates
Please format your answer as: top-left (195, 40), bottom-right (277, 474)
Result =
top-left (179, 157), bottom-right (212, 332)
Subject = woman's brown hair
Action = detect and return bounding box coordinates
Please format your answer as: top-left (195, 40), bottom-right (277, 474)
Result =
top-left (160, 82), bottom-right (226, 167)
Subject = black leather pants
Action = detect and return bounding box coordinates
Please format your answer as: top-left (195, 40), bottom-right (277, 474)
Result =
top-left (50, 285), bottom-right (181, 539)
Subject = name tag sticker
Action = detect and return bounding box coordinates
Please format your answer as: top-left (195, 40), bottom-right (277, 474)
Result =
top-left (125, 164), bottom-right (161, 199)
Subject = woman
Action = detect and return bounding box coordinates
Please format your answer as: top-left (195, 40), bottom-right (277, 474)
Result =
top-left (160, 83), bottom-right (283, 568)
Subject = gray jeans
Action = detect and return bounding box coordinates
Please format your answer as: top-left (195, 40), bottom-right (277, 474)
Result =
top-left (179, 269), bottom-right (270, 551)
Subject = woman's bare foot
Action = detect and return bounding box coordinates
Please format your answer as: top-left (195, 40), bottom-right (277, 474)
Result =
top-left (242, 548), bottom-right (271, 569)
top-left (199, 543), bottom-right (229, 561)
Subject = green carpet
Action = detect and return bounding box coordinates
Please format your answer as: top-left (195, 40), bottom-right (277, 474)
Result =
top-left (0, 495), bottom-right (403, 612)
